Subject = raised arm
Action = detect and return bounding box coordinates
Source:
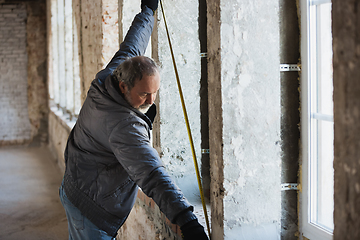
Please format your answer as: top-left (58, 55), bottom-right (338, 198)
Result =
top-left (96, 3), bottom-right (156, 82)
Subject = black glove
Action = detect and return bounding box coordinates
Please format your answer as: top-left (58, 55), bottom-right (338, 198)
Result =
top-left (180, 219), bottom-right (209, 240)
top-left (141, 0), bottom-right (159, 12)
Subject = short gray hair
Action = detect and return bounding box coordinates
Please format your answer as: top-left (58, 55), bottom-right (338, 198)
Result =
top-left (113, 56), bottom-right (158, 90)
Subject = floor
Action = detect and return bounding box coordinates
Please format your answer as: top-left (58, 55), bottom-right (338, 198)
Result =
top-left (0, 145), bottom-right (68, 240)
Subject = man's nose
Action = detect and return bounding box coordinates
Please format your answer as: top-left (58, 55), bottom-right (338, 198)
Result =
top-left (146, 94), bottom-right (156, 105)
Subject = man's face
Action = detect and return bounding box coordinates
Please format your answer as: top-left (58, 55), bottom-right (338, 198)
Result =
top-left (119, 71), bottom-right (160, 113)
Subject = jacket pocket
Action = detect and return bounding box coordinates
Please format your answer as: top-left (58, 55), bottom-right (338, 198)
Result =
top-left (102, 178), bottom-right (132, 200)
top-left (100, 178), bottom-right (138, 217)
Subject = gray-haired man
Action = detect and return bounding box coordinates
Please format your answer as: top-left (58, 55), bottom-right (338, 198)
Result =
top-left (59, 1), bottom-right (209, 239)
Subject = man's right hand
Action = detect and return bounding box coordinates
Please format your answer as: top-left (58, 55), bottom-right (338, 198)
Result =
top-left (180, 219), bottom-right (210, 240)
top-left (141, 0), bottom-right (159, 12)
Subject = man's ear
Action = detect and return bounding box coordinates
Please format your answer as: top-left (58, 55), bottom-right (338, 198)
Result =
top-left (119, 82), bottom-right (127, 94)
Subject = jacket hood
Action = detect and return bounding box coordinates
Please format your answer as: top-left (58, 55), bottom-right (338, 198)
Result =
top-left (91, 75), bottom-right (155, 129)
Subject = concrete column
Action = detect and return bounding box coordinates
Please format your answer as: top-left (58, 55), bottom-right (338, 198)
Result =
top-left (207, 0), bottom-right (281, 239)
top-left (80, 0), bottom-right (119, 92)
top-left (333, 1), bottom-right (360, 239)
top-left (279, 0), bottom-right (300, 239)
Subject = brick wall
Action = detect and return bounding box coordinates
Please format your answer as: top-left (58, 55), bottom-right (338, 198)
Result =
top-left (0, 3), bottom-right (31, 145)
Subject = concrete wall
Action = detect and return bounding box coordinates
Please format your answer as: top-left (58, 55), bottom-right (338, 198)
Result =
top-left (0, 1), bottom-right (47, 146)
top-left (208, 0), bottom-right (281, 239)
top-left (333, 0), bottom-right (360, 239)
top-left (117, 190), bottom-right (181, 240)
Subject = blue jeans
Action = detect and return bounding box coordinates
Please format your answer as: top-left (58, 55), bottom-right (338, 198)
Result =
top-left (59, 183), bottom-right (116, 240)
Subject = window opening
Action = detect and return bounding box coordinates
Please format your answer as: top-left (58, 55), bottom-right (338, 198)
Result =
top-left (50, 0), bottom-right (81, 120)
top-left (309, 0), bottom-right (333, 232)
top-left (301, 0), bottom-right (333, 239)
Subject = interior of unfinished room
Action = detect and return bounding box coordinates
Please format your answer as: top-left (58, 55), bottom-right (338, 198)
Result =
top-left (0, 0), bottom-right (359, 239)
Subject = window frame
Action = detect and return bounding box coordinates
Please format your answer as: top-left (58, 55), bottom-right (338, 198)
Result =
top-left (300, 0), bottom-right (334, 239)
top-left (49, 0), bottom-right (81, 121)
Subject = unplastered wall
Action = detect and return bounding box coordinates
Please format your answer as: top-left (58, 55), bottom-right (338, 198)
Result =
top-left (333, 0), bottom-right (360, 239)
top-left (0, 3), bottom-right (31, 145)
top-left (208, 0), bottom-right (281, 239)
top-left (78, 0), bottom-right (118, 95)
top-left (0, 1), bottom-right (48, 146)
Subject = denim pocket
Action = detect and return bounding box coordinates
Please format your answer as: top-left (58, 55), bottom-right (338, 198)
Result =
top-left (60, 186), bottom-right (84, 231)
top-left (69, 206), bottom-right (84, 231)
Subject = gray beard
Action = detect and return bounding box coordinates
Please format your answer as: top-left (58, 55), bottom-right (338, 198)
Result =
top-left (138, 105), bottom-right (151, 114)
top-left (124, 91), bottom-right (151, 114)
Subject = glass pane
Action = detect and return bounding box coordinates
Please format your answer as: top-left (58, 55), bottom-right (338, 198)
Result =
top-left (65, 0), bottom-right (74, 113)
top-left (310, 119), bottom-right (334, 231)
top-left (309, 1), bottom-right (334, 233)
top-left (317, 3), bottom-right (333, 116)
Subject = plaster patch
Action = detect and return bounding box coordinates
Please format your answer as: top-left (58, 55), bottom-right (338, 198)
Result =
top-left (344, 163), bottom-right (351, 173)
top-left (224, 222), bottom-right (280, 240)
top-left (355, 183), bottom-right (360, 193)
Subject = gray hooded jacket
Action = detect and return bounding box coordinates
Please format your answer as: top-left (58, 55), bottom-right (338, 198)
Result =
top-left (63, 7), bottom-right (196, 237)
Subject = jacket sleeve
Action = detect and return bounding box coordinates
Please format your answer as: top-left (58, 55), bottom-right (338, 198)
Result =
top-left (96, 6), bottom-right (155, 82)
top-left (108, 119), bottom-right (197, 224)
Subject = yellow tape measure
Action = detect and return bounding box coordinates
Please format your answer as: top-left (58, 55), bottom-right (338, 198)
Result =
top-left (159, 1), bottom-right (211, 238)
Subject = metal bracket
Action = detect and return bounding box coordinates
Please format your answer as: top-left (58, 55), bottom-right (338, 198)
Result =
top-left (201, 149), bottom-right (210, 154)
top-left (281, 183), bottom-right (299, 191)
top-left (280, 64), bottom-right (301, 72)
top-left (200, 52), bottom-right (208, 58)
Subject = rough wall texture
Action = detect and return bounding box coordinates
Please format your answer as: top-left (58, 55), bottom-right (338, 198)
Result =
top-left (0, 1), bottom-right (48, 146)
top-left (0, 3), bottom-right (32, 145)
top-left (279, 0), bottom-right (300, 239)
top-left (208, 0), bottom-right (281, 239)
top-left (101, 0), bottom-right (119, 68)
top-left (26, 0), bottom-right (48, 144)
top-left (48, 110), bottom-right (72, 174)
top-left (80, 0), bottom-right (102, 93)
top-left (157, 0), bottom-right (202, 204)
top-left (207, 0), bottom-right (224, 239)
top-left (117, 190), bottom-right (181, 240)
top-left (222, 0), bottom-right (281, 238)
top-left (333, 1), bottom-right (360, 239)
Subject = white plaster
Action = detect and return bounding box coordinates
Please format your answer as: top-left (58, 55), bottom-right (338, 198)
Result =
top-left (102, 0), bottom-right (119, 67)
top-left (156, 0), bottom-right (201, 204)
top-left (355, 183), bottom-right (360, 194)
top-left (122, 0), bottom-right (151, 57)
top-left (224, 223), bottom-right (280, 240)
top-left (219, 0), bottom-right (281, 238)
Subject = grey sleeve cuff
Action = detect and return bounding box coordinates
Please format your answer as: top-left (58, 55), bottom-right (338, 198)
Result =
top-left (175, 210), bottom-right (198, 227)
top-left (141, 5), bottom-right (155, 16)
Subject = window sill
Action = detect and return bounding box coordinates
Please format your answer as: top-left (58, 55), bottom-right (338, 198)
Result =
top-left (49, 103), bottom-right (76, 132)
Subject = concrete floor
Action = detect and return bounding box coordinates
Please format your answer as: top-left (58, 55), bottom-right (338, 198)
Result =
top-left (0, 145), bottom-right (68, 240)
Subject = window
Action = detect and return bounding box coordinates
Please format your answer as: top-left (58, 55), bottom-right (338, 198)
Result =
top-left (49, 0), bottom-right (81, 124)
top-left (300, 0), bottom-right (333, 239)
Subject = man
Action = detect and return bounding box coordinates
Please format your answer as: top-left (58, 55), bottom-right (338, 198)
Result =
top-left (59, 1), bottom-right (209, 239)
